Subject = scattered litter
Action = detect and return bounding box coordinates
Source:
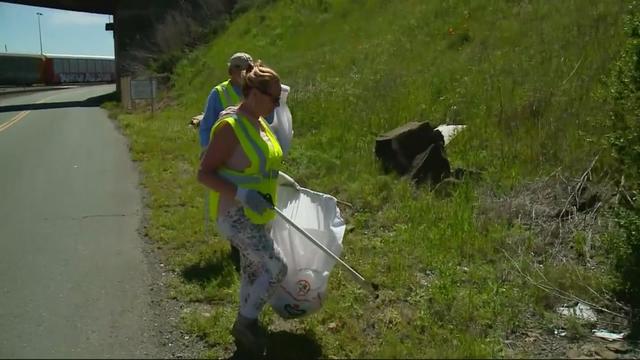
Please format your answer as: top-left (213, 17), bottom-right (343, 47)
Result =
top-left (592, 329), bottom-right (625, 341)
top-left (416, 270), bottom-right (436, 286)
top-left (554, 329), bottom-right (567, 337)
top-left (556, 302), bottom-right (597, 322)
top-left (189, 113), bottom-right (203, 128)
top-left (434, 124), bottom-right (466, 146)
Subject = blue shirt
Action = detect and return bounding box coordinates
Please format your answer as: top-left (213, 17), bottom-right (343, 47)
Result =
top-left (199, 82), bottom-right (274, 148)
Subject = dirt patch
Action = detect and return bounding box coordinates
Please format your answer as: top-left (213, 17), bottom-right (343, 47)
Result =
top-left (504, 326), bottom-right (640, 358)
top-left (140, 238), bottom-right (208, 359)
top-left (134, 172), bottom-right (208, 358)
top-left (476, 162), bottom-right (640, 358)
top-left (477, 163), bottom-right (614, 266)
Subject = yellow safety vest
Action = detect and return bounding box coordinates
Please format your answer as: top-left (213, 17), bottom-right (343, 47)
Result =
top-left (214, 79), bottom-right (241, 109)
top-left (209, 113), bottom-right (283, 224)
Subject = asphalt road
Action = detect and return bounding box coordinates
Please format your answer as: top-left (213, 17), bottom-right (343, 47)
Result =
top-left (0, 85), bottom-right (162, 358)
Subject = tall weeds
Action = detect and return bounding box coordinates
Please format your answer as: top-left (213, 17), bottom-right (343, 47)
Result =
top-left (112, 0), bottom-right (635, 357)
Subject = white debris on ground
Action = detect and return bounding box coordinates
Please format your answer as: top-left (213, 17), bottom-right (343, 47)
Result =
top-left (189, 113), bottom-right (203, 128)
top-left (554, 329), bottom-right (567, 337)
top-left (434, 124), bottom-right (466, 146)
top-left (556, 302), bottom-right (598, 322)
top-left (592, 329), bottom-right (626, 342)
top-left (555, 302), bottom-right (628, 343)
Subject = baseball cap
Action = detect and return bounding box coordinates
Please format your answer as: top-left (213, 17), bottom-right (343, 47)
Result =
top-left (228, 52), bottom-right (253, 69)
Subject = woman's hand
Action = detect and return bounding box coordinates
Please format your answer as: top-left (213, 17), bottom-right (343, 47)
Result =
top-left (235, 188), bottom-right (272, 214)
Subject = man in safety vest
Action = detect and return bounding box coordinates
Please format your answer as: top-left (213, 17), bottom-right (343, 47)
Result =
top-left (199, 52), bottom-right (254, 150)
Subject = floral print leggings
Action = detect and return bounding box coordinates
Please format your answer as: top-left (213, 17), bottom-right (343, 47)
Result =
top-left (217, 206), bottom-right (288, 319)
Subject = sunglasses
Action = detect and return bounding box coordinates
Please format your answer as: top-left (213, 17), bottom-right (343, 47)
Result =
top-left (255, 87), bottom-right (280, 107)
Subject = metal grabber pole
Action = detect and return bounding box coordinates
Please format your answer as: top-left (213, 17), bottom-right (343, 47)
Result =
top-left (271, 206), bottom-right (380, 298)
top-left (204, 190), bottom-right (210, 239)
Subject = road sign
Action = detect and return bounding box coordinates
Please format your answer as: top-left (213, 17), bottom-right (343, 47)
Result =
top-left (130, 78), bottom-right (156, 100)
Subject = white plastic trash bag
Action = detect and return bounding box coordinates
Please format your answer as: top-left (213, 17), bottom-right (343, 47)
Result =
top-left (269, 173), bottom-right (345, 319)
top-left (270, 84), bottom-right (293, 155)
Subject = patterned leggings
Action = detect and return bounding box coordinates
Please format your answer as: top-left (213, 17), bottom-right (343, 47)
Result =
top-left (217, 206), bottom-right (288, 319)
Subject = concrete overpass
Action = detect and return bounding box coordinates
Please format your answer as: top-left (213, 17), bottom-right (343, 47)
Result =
top-left (3, 0), bottom-right (236, 98)
top-left (2, 0), bottom-right (115, 14)
top-left (2, 0), bottom-right (189, 95)
top-left (4, 1), bottom-right (117, 77)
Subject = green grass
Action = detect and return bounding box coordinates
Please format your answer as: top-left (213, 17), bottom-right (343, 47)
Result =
top-left (108, 0), bottom-right (632, 357)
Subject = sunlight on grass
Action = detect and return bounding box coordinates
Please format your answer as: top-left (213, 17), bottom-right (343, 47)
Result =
top-left (110, 0), bottom-right (629, 357)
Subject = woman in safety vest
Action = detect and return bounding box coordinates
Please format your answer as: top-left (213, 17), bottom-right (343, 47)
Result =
top-left (197, 61), bottom-right (286, 355)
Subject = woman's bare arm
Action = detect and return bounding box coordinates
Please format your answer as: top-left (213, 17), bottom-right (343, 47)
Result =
top-left (197, 122), bottom-right (238, 198)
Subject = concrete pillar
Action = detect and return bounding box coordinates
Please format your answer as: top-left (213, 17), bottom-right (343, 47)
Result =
top-left (112, 8), bottom-right (122, 97)
top-left (120, 76), bottom-right (131, 110)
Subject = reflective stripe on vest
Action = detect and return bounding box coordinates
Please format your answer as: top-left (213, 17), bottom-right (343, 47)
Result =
top-left (208, 113), bottom-right (282, 224)
top-left (214, 79), bottom-right (241, 109)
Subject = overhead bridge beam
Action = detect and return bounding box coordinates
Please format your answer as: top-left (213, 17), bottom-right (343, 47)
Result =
top-left (3, 0), bottom-right (179, 101)
top-left (2, 0), bottom-right (115, 14)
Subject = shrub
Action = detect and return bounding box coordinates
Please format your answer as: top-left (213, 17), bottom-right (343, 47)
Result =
top-left (605, 1), bottom-right (640, 336)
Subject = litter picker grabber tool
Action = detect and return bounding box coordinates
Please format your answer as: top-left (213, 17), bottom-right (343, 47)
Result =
top-left (204, 190), bottom-right (210, 238)
top-left (262, 193), bottom-right (379, 298)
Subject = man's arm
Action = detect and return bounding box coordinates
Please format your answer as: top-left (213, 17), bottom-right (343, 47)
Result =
top-left (199, 89), bottom-right (223, 148)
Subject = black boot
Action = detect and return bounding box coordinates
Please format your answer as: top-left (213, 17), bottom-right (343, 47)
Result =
top-left (231, 315), bottom-right (267, 357)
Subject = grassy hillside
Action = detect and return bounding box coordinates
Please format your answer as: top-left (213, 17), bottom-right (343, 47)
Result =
top-left (110, 0), bottom-right (635, 358)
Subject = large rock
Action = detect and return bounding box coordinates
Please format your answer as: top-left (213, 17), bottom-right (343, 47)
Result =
top-left (408, 143), bottom-right (451, 184)
top-left (375, 121), bottom-right (450, 184)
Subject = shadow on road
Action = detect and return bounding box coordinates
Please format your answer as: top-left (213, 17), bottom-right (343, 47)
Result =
top-left (0, 92), bottom-right (118, 113)
top-left (228, 330), bottom-right (323, 360)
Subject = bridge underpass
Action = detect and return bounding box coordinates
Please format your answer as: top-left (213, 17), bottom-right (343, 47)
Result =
top-left (2, 0), bottom-right (186, 96)
top-left (3, 0), bottom-right (238, 102)
top-left (2, 0), bottom-right (115, 14)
